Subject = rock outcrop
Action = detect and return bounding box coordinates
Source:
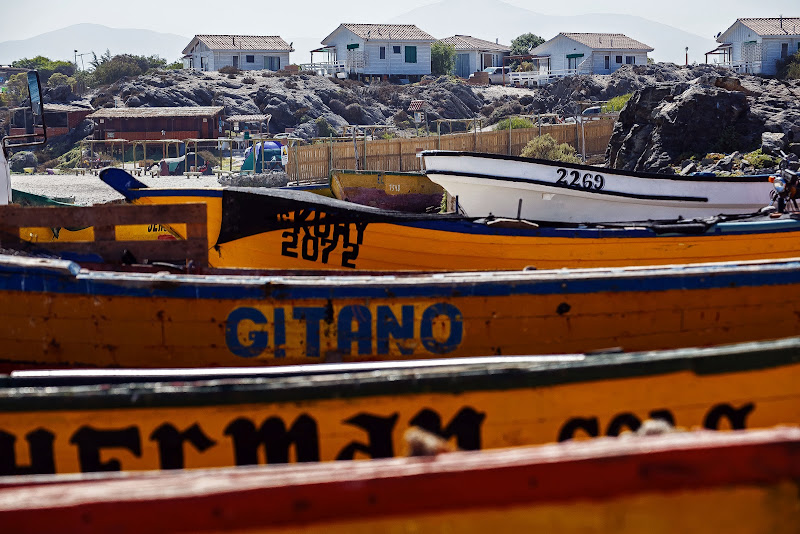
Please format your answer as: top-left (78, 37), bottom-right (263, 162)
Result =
top-left (606, 74), bottom-right (800, 172)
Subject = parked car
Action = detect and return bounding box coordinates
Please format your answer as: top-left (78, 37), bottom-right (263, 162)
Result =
top-left (469, 66), bottom-right (511, 85)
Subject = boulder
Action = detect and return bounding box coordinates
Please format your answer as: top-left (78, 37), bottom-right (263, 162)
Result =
top-left (761, 132), bottom-right (786, 155)
top-left (9, 151), bottom-right (37, 172)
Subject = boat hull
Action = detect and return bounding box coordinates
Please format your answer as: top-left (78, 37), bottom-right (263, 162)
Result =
top-left (422, 151), bottom-right (775, 223)
top-left (330, 169), bottom-right (444, 212)
top-left (2, 338), bottom-right (800, 475)
top-left (98, 170), bottom-right (800, 272)
top-left (4, 254), bottom-right (800, 368)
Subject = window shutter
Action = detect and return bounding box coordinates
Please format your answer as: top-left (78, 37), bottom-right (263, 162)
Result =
top-left (405, 46), bottom-right (417, 63)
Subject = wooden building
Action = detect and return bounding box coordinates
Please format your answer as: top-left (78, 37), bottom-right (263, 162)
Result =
top-left (709, 17), bottom-right (800, 75)
top-left (182, 35), bottom-right (293, 72)
top-left (7, 104), bottom-right (92, 138)
top-left (529, 33), bottom-right (653, 80)
top-left (321, 23), bottom-right (435, 81)
top-left (438, 35), bottom-right (511, 79)
top-left (86, 106), bottom-right (224, 141)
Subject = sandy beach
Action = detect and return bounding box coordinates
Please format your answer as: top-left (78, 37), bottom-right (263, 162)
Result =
top-left (10, 171), bottom-right (223, 205)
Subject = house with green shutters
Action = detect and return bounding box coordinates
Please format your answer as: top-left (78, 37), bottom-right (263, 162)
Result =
top-left (528, 33), bottom-right (653, 80)
top-left (320, 24), bottom-right (435, 81)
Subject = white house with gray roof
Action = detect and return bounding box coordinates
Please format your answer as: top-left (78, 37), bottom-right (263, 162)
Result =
top-left (320, 24), bottom-right (435, 80)
top-left (438, 35), bottom-right (511, 78)
top-left (528, 33), bottom-right (653, 79)
top-left (708, 17), bottom-right (800, 75)
top-left (182, 35), bottom-right (294, 72)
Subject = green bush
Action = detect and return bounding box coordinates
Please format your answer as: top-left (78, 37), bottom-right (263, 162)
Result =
top-left (47, 72), bottom-right (76, 89)
top-left (520, 134), bottom-right (582, 163)
top-left (316, 117), bottom-right (336, 137)
top-left (495, 117), bottom-right (535, 130)
top-left (602, 93), bottom-right (632, 112)
top-left (744, 148), bottom-right (780, 169)
top-left (431, 42), bottom-right (456, 76)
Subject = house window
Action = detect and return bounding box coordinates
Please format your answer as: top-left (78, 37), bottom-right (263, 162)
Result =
top-left (393, 45), bottom-right (401, 54)
top-left (405, 46), bottom-right (417, 63)
top-left (781, 43), bottom-right (789, 58)
top-left (615, 55), bottom-right (622, 64)
top-left (233, 56), bottom-right (239, 68)
top-left (380, 46), bottom-right (386, 59)
top-left (246, 55), bottom-right (255, 63)
top-left (604, 55), bottom-right (610, 70)
top-left (625, 56), bottom-right (635, 64)
top-left (265, 56), bottom-right (281, 70)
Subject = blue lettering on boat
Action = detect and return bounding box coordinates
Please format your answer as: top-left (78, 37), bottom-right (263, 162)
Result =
top-left (226, 303), bottom-right (464, 358)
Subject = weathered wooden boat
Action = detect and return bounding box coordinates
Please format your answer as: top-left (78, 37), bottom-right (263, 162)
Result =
top-left (420, 150), bottom-right (775, 223)
top-left (330, 168), bottom-right (444, 212)
top-left (9, 188), bottom-right (177, 244)
top-left (2, 336), bottom-right (800, 476)
top-left (3, 250), bottom-right (800, 369)
top-left (1, 428), bottom-right (800, 534)
top-left (100, 168), bottom-right (800, 271)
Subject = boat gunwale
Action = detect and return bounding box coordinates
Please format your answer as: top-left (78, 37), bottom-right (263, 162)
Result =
top-left (420, 150), bottom-right (775, 183)
top-left (1, 337), bottom-right (799, 412)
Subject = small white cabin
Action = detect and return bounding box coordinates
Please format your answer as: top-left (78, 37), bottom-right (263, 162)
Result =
top-left (708, 17), bottom-right (800, 75)
top-left (320, 23), bottom-right (435, 81)
top-left (529, 33), bottom-right (653, 80)
top-left (182, 35), bottom-right (293, 72)
top-left (438, 35), bottom-right (511, 78)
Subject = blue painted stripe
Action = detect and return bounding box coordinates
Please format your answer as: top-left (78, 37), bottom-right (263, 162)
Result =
top-left (400, 216), bottom-right (800, 238)
top-left (1, 259), bottom-right (800, 302)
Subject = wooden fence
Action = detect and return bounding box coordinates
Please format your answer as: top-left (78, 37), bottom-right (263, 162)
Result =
top-left (286, 119), bottom-right (614, 182)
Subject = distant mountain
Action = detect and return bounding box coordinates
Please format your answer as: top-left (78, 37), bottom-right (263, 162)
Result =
top-left (389, 0), bottom-right (717, 65)
top-left (0, 24), bottom-right (190, 65)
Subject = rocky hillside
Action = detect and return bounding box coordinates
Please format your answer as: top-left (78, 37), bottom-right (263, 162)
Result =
top-left (41, 64), bottom-right (800, 172)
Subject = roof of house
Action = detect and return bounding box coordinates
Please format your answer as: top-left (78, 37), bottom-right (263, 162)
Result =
top-left (323, 24), bottom-right (435, 44)
top-left (87, 106), bottom-right (225, 119)
top-left (438, 35), bottom-right (511, 52)
top-left (737, 17), bottom-right (800, 36)
top-left (44, 104), bottom-right (93, 113)
top-left (182, 35), bottom-right (293, 54)
top-left (542, 33), bottom-right (653, 52)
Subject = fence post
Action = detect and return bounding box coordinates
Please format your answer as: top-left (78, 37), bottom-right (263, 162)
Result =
top-left (508, 116), bottom-right (513, 155)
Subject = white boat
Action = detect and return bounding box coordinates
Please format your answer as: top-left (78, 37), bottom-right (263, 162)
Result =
top-left (420, 150), bottom-right (776, 223)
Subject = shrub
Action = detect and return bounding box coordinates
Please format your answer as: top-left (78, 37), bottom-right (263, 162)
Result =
top-left (242, 76), bottom-right (256, 84)
top-left (495, 117), bottom-right (535, 130)
top-left (219, 65), bottom-right (240, 75)
top-left (602, 93), bottom-right (632, 112)
top-left (431, 42), bottom-right (456, 76)
top-left (520, 134), bottom-right (581, 163)
top-left (316, 117), bottom-right (336, 137)
top-left (744, 148), bottom-right (780, 169)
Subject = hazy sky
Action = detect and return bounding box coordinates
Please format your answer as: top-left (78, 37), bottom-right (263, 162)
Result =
top-left (0, 0), bottom-right (797, 42)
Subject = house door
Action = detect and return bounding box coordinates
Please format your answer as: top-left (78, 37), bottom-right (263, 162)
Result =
top-left (455, 54), bottom-right (470, 78)
top-left (233, 56), bottom-right (239, 68)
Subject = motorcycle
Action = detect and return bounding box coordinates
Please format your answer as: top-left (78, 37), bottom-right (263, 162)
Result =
top-left (770, 152), bottom-right (800, 213)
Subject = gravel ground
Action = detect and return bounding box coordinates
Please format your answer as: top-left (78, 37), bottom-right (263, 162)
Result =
top-left (11, 172), bottom-right (223, 205)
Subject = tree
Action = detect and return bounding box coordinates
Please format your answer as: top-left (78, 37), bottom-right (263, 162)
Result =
top-left (46, 72), bottom-right (77, 90)
top-left (511, 33), bottom-right (545, 58)
top-left (3, 73), bottom-right (29, 107)
top-left (777, 50), bottom-right (800, 80)
top-left (11, 56), bottom-right (74, 84)
top-left (431, 42), bottom-right (457, 76)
